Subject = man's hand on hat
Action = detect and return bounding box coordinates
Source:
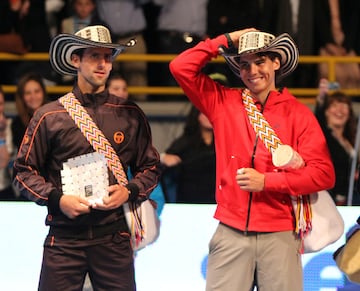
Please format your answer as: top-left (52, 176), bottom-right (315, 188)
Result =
top-left (228, 28), bottom-right (258, 48)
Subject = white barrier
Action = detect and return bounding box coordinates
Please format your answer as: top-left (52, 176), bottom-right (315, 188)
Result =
top-left (0, 202), bottom-right (359, 291)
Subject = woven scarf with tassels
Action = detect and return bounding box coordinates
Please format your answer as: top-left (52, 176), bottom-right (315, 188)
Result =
top-left (241, 89), bottom-right (312, 240)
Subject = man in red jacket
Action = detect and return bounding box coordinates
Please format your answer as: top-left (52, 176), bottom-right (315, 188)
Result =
top-left (170, 28), bottom-right (335, 291)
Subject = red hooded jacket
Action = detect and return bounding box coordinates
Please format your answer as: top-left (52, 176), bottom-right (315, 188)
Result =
top-left (170, 34), bottom-right (335, 232)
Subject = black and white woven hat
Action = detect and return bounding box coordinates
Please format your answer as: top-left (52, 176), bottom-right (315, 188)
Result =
top-left (220, 31), bottom-right (299, 79)
top-left (49, 25), bottom-right (136, 76)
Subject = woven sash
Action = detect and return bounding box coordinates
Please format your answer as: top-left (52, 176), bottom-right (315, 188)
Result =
top-left (59, 93), bottom-right (127, 186)
top-left (59, 93), bottom-right (146, 246)
top-left (242, 89), bottom-right (283, 153)
top-left (241, 89), bottom-right (312, 238)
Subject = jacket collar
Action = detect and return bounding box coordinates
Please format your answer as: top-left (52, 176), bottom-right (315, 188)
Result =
top-left (72, 85), bottom-right (108, 106)
top-left (265, 88), bottom-right (295, 107)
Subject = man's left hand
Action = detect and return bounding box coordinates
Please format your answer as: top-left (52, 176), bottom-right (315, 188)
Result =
top-left (235, 168), bottom-right (265, 192)
top-left (92, 184), bottom-right (129, 210)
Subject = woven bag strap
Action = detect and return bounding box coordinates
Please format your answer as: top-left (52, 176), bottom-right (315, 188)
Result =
top-left (241, 89), bottom-right (283, 153)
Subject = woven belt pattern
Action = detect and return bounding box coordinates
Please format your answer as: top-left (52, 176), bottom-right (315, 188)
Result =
top-left (59, 93), bottom-right (127, 186)
top-left (242, 89), bottom-right (282, 153)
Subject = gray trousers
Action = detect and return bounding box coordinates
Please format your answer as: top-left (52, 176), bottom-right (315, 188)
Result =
top-left (206, 223), bottom-right (303, 291)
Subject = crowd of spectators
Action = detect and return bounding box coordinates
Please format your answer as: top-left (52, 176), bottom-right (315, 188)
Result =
top-left (1, 0), bottom-right (360, 92)
top-left (1, 0), bottom-right (360, 205)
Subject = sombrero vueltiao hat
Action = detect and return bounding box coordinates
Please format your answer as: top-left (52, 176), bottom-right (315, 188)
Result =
top-left (49, 25), bottom-right (136, 76)
top-left (219, 31), bottom-right (299, 79)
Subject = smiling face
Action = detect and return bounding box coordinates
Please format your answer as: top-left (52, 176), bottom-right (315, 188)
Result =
top-left (23, 80), bottom-right (46, 112)
top-left (238, 53), bottom-right (280, 102)
top-left (325, 100), bottom-right (350, 129)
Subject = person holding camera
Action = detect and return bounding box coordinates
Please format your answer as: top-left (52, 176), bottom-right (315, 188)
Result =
top-left (315, 78), bottom-right (359, 205)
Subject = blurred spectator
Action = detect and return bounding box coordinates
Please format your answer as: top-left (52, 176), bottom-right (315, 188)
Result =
top-left (315, 0), bottom-right (360, 89)
top-left (15, 0), bottom-right (54, 84)
top-left (46, 0), bottom-right (67, 37)
top-left (96, 0), bottom-right (149, 101)
top-left (161, 105), bottom-right (215, 203)
top-left (107, 74), bottom-right (129, 100)
top-left (0, 0), bottom-right (29, 84)
top-left (61, 0), bottom-right (106, 34)
top-left (160, 73), bottom-right (228, 203)
top-left (205, 0), bottom-right (276, 87)
top-left (0, 86), bottom-right (17, 200)
top-left (149, 0), bottom-right (208, 101)
top-left (0, 0), bottom-right (29, 54)
top-left (272, 0), bottom-right (317, 88)
top-left (159, 74), bottom-right (227, 203)
top-left (59, 0), bottom-right (107, 85)
top-left (11, 72), bottom-right (48, 151)
top-left (206, 0), bottom-right (278, 42)
top-left (315, 78), bottom-right (359, 205)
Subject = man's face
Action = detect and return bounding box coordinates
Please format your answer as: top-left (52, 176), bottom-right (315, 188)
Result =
top-left (238, 54), bottom-right (280, 96)
top-left (72, 47), bottom-right (113, 92)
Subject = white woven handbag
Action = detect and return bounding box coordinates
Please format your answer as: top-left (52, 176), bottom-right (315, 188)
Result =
top-left (242, 89), bottom-right (344, 253)
top-left (123, 200), bottom-right (160, 251)
top-left (293, 190), bottom-right (344, 253)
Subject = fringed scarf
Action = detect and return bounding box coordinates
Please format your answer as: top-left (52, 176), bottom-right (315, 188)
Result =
top-left (241, 89), bottom-right (312, 245)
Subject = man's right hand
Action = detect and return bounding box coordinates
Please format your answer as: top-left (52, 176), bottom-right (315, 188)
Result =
top-left (59, 195), bottom-right (92, 219)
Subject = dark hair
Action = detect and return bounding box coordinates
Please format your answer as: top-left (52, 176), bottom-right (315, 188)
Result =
top-left (182, 106), bottom-right (214, 149)
top-left (183, 106), bottom-right (201, 137)
top-left (15, 72), bottom-right (47, 126)
top-left (71, 0), bottom-right (95, 7)
top-left (106, 73), bottom-right (127, 87)
top-left (72, 47), bottom-right (116, 61)
top-left (72, 48), bottom-right (85, 58)
top-left (324, 91), bottom-right (357, 146)
top-left (257, 51), bottom-right (283, 81)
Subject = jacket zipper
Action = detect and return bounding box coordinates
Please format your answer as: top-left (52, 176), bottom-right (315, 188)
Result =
top-left (244, 95), bottom-right (268, 233)
top-left (245, 134), bottom-right (259, 233)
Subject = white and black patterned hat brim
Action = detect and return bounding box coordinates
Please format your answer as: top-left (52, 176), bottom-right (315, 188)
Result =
top-left (220, 33), bottom-right (299, 79)
top-left (49, 26), bottom-right (136, 76)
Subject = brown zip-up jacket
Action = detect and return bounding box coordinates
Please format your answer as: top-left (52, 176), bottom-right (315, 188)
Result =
top-left (13, 86), bottom-right (161, 228)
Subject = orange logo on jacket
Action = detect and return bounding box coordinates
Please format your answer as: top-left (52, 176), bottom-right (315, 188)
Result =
top-left (23, 135), bottom-right (29, 144)
top-left (114, 131), bottom-right (125, 144)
